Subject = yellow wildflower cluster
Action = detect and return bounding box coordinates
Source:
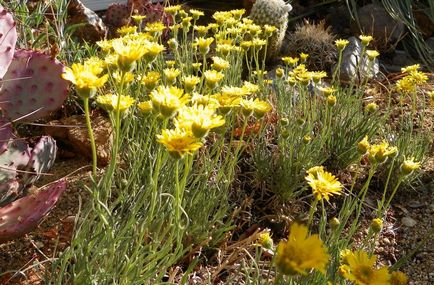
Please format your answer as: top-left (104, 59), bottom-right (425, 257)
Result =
top-left (358, 136), bottom-right (398, 164)
top-left (396, 64), bottom-right (429, 94)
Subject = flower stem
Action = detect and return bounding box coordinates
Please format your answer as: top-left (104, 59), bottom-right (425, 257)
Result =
top-left (308, 198), bottom-right (319, 227)
top-left (174, 159), bottom-right (182, 244)
top-left (83, 97), bottom-right (97, 176)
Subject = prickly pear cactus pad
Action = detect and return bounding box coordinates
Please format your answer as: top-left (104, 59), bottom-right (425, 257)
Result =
top-left (0, 4), bottom-right (17, 79)
top-left (0, 115), bottom-right (12, 153)
top-left (249, 0), bottom-right (292, 60)
top-left (0, 179), bottom-right (67, 243)
top-left (0, 139), bottom-right (31, 183)
top-left (0, 139), bottom-right (31, 207)
top-left (0, 49), bottom-right (69, 122)
top-left (22, 136), bottom-right (57, 186)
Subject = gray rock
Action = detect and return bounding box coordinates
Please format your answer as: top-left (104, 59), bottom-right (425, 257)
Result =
top-left (402, 216), bottom-right (417, 227)
top-left (67, 0), bottom-right (107, 43)
top-left (337, 36), bottom-right (379, 82)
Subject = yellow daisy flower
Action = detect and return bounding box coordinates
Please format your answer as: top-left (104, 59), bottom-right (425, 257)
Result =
top-left (335, 39), bottom-right (349, 51)
top-left (400, 157), bottom-right (421, 176)
top-left (212, 93), bottom-right (241, 114)
top-left (339, 250), bottom-right (390, 285)
top-left (211, 56), bottom-right (230, 72)
top-left (204, 70), bottom-right (224, 89)
top-left (300, 53), bottom-right (309, 62)
top-left (140, 71), bottom-right (161, 91)
top-left (117, 25), bottom-right (137, 36)
top-left (112, 38), bottom-right (148, 70)
top-left (145, 21), bottom-right (165, 37)
top-left (163, 68), bottom-right (181, 84)
top-left (164, 5), bottom-right (181, 14)
top-left (96, 94), bottom-right (135, 112)
top-left (157, 128), bottom-right (203, 159)
top-left (359, 34), bottom-right (374, 46)
top-left (282, 56), bottom-right (299, 67)
top-left (366, 50), bottom-right (380, 61)
top-left (305, 166), bottom-right (343, 201)
top-left (183, 75), bottom-right (200, 92)
top-left (189, 9), bottom-right (204, 20)
top-left (221, 86), bottom-right (249, 97)
top-left (62, 62), bottom-right (108, 98)
top-left (367, 141), bottom-right (398, 164)
top-left (275, 223), bottom-right (329, 275)
top-left (357, 135), bottom-right (370, 154)
top-left (137, 100), bottom-right (154, 113)
top-left (175, 104), bottom-right (225, 138)
top-left (150, 86), bottom-right (190, 118)
top-left (390, 271), bottom-right (408, 285)
top-left (194, 37), bottom-right (214, 55)
top-left (401, 64), bottom-right (420, 73)
top-left (194, 25), bottom-right (209, 37)
top-left (191, 93), bottom-right (220, 109)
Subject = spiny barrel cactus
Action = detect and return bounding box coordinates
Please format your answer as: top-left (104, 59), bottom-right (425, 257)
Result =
top-left (248, 0), bottom-right (292, 61)
top-left (282, 20), bottom-right (337, 72)
top-left (0, 4), bottom-right (69, 243)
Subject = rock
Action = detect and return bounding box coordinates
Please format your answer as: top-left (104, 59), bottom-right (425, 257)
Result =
top-left (353, 3), bottom-right (405, 52)
top-left (44, 113), bottom-right (113, 166)
top-left (67, 0), bottom-right (107, 43)
top-left (414, 10), bottom-right (434, 38)
top-left (337, 36), bottom-right (379, 82)
top-left (383, 237), bottom-right (391, 245)
top-left (392, 50), bottom-right (417, 67)
top-left (401, 216), bottom-right (417, 227)
top-left (408, 200), bottom-right (425, 209)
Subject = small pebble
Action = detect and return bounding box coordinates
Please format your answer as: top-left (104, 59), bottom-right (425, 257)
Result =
top-left (383, 237), bottom-right (391, 245)
top-left (402, 216), bottom-right (417, 227)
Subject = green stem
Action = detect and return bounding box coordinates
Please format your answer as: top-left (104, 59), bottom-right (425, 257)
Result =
top-left (174, 159), bottom-right (182, 244)
top-left (377, 158), bottom-right (396, 216)
top-left (149, 119), bottom-right (168, 222)
top-left (308, 198), bottom-right (319, 227)
top-left (383, 177), bottom-right (403, 213)
top-left (83, 98), bottom-right (97, 177)
top-left (332, 50), bottom-right (343, 85)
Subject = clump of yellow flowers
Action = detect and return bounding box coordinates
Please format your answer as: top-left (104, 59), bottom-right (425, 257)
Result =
top-left (396, 64), bottom-right (428, 94)
top-left (357, 136), bottom-right (398, 164)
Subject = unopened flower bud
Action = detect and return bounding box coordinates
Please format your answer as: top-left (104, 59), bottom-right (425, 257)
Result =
top-left (257, 231), bottom-right (274, 250)
top-left (330, 217), bottom-right (340, 230)
top-left (370, 218), bottom-right (383, 233)
top-left (281, 129), bottom-right (290, 139)
top-left (280, 117), bottom-right (289, 126)
top-left (327, 95), bottom-right (337, 107)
